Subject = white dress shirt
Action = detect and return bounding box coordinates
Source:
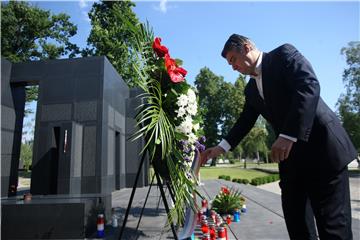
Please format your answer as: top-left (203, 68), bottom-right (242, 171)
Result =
top-left (219, 52), bottom-right (297, 152)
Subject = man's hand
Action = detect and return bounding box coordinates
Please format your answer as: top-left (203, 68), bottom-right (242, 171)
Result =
top-left (271, 136), bottom-right (294, 163)
top-left (200, 146), bottom-right (225, 165)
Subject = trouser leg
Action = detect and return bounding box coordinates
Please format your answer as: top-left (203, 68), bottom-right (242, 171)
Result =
top-left (280, 178), bottom-right (318, 240)
top-left (309, 167), bottom-right (353, 240)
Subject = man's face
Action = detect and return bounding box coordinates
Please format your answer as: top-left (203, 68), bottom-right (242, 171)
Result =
top-left (225, 46), bottom-right (255, 75)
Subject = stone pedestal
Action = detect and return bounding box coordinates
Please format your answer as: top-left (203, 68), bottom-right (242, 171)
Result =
top-left (1, 193), bottom-right (111, 239)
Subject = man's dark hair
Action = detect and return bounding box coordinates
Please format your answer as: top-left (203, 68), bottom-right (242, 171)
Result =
top-left (221, 34), bottom-right (253, 58)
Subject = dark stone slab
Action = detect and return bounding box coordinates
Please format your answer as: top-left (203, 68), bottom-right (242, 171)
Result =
top-left (1, 58), bottom-right (25, 197)
top-left (1, 194), bottom-right (106, 239)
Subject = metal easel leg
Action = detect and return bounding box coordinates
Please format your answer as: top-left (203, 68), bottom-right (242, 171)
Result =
top-left (135, 173), bottom-right (156, 231)
top-left (118, 152), bottom-right (147, 240)
top-left (155, 171), bottom-right (178, 240)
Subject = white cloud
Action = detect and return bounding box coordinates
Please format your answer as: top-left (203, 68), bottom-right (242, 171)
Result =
top-left (153, 0), bottom-right (174, 13)
top-left (78, 0), bottom-right (97, 22)
top-left (82, 10), bottom-right (90, 22)
top-left (159, 0), bottom-right (167, 13)
top-left (79, 0), bottom-right (88, 9)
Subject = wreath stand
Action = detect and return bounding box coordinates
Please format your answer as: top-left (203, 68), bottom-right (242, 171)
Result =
top-left (118, 152), bottom-right (179, 240)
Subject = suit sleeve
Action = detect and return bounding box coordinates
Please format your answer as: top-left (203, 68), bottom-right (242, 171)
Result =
top-left (280, 44), bottom-right (320, 142)
top-left (224, 98), bottom-right (259, 150)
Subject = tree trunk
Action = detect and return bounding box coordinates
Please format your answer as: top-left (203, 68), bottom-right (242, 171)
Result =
top-left (210, 157), bottom-right (217, 166)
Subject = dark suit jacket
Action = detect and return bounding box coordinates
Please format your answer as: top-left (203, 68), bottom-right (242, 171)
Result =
top-left (224, 44), bottom-right (357, 176)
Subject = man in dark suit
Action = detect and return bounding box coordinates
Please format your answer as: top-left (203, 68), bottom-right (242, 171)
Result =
top-left (202, 34), bottom-right (357, 239)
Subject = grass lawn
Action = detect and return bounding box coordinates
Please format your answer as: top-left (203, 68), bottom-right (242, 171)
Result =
top-left (199, 166), bottom-right (270, 180)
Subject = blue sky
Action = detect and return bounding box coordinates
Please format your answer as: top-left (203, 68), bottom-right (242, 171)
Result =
top-left (22, 0), bottom-right (359, 141)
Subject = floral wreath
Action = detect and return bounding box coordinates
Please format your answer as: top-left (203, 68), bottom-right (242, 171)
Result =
top-left (124, 21), bottom-right (205, 225)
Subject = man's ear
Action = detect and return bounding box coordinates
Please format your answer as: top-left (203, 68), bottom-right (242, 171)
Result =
top-left (243, 43), bottom-right (252, 53)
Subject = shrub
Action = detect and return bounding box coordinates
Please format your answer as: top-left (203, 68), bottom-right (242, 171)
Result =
top-left (250, 178), bottom-right (259, 186)
top-left (266, 176), bottom-right (273, 183)
top-left (260, 178), bottom-right (265, 185)
top-left (218, 175), bottom-right (231, 181)
top-left (250, 174), bottom-right (280, 186)
top-left (242, 179), bottom-right (249, 185)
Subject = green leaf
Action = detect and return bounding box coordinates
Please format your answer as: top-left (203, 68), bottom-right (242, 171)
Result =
top-left (175, 132), bottom-right (187, 140)
top-left (171, 88), bottom-right (178, 96)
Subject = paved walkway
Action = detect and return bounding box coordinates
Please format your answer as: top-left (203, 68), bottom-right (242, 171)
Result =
top-left (107, 178), bottom-right (359, 239)
top-left (257, 171), bottom-right (360, 221)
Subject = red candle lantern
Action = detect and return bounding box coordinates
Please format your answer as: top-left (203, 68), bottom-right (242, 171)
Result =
top-left (217, 226), bottom-right (226, 240)
top-left (210, 210), bottom-right (216, 222)
top-left (209, 224), bottom-right (216, 240)
top-left (226, 214), bottom-right (232, 225)
top-left (201, 199), bottom-right (208, 208)
top-left (201, 220), bottom-right (209, 234)
top-left (197, 211), bottom-right (202, 224)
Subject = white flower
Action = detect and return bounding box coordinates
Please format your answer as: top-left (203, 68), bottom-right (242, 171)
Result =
top-left (187, 103), bottom-right (198, 116)
top-left (176, 116), bottom-right (193, 135)
top-left (176, 107), bottom-right (186, 118)
top-left (184, 115), bottom-right (193, 125)
top-left (177, 94), bottom-right (188, 107)
top-left (187, 88), bottom-right (196, 104)
top-left (183, 117), bottom-right (193, 134)
top-left (188, 132), bottom-right (197, 144)
top-left (193, 123), bottom-right (200, 132)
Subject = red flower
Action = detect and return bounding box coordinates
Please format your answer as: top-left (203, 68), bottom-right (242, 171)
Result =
top-left (221, 186), bottom-right (230, 195)
top-left (164, 54), bottom-right (187, 83)
top-left (152, 37), bottom-right (169, 57)
top-left (164, 53), bottom-right (176, 69)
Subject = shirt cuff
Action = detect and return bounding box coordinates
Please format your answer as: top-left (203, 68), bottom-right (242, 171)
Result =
top-left (218, 139), bottom-right (231, 152)
top-left (279, 134), bottom-right (297, 142)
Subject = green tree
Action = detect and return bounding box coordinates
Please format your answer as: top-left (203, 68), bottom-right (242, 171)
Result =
top-left (1, 0), bottom-right (79, 107)
top-left (1, 0), bottom-right (79, 63)
top-left (265, 122), bottom-right (276, 155)
top-left (195, 67), bottom-right (225, 147)
top-left (337, 41), bottom-right (360, 151)
top-left (195, 68), bottom-right (269, 164)
top-left (240, 117), bottom-right (268, 164)
top-left (20, 142), bottom-right (33, 172)
top-left (232, 144), bottom-right (244, 162)
top-left (85, 0), bottom-right (140, 87)
top-left (219, 76), bottom-right (246, 163)
top-left (219, 76), bottom-right (246, 136)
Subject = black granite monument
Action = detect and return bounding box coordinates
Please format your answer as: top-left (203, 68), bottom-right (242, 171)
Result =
top-left (1, 56), bottom-right (149, 238)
